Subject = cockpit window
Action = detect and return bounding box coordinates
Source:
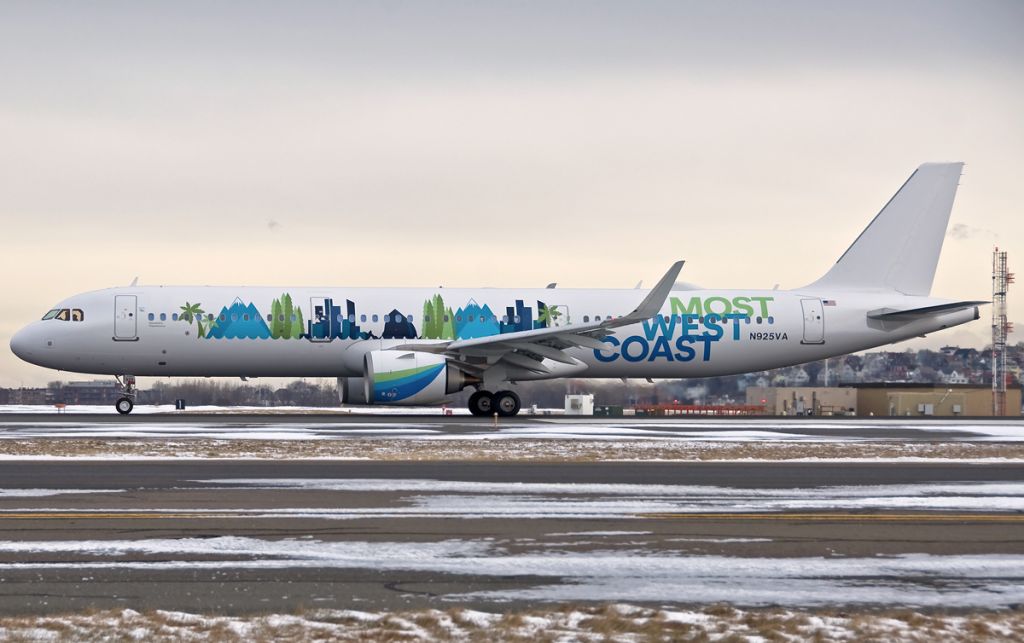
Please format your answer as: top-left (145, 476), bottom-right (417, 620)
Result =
top-left (42, 308), bottom-right (85, 322)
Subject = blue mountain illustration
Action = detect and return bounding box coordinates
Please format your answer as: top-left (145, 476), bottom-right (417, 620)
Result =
top-left (206, 299), bottom-right (271, 339)
top-left (454, 300), bottom-right (500, 339)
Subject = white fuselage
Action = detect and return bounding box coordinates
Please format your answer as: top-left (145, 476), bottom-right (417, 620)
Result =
top-left (10, 284), bottom-right (979, 380)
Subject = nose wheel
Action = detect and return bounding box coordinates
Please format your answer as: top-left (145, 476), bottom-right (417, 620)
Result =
top-left (115, 397), bottom-right (134, 415)
top-left (467, 390), bottom-right (521, 417)
top-left (114, 375), bottom-right (137, 415)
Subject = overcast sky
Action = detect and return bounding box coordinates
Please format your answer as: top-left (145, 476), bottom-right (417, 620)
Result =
top-left (1, 1), bottom-right (1022, 387)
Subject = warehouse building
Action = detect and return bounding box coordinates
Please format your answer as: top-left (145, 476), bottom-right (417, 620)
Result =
top-left (746, 384), bottom-right (1022, 417)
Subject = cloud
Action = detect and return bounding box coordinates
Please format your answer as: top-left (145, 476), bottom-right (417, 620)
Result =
top-left (948, 223), bottom-right (997, 241)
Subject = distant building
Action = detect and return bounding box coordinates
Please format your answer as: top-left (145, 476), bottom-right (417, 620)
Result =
top-left (48, 381), bottom-right (121, 405)
top-left (747, 384), bottom-right (1022, 417)
top-left (746, 386), bottom-right (858, 416)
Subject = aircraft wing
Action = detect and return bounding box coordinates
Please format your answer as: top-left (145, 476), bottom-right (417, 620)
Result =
top-left (394, 261), bottom-right (684, 374)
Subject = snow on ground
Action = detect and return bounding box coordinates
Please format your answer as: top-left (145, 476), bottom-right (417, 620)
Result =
top-left (0, 535), bottom-right (1022, 608)
top-left (0, 488), bottom-right (123, 498)
top-left (5, 477), bottom-right (1023, 519)
top-left (182, 477), bottom-right (1024, 516)
top-left (1, 409), bottom-right (1023, 461)
top-left (1, 604), bottom-right (1020, 643)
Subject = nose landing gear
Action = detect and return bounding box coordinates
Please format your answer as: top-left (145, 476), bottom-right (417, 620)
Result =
top-left (114, 375), bottom-right (137, 415)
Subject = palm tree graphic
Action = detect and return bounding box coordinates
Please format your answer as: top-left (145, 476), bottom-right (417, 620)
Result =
top-left (538, 305), bottom-right (563, 327)
top-left (179, 302), bottom-right (207, 338)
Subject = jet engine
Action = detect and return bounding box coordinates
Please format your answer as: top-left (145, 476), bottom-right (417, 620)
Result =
top-left (347, 350), bottom-right (476, 405)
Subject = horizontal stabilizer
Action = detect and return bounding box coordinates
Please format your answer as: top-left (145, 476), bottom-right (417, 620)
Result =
top-left (867, 300), bottom-right (988, 321)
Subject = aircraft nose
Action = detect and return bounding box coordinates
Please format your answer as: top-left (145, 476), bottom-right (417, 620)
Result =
top-left (10, 325), bottom-right (36, 362)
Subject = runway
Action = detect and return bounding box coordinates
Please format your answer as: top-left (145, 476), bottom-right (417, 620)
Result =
top-left (0, 410), bottom-right (1022, 441)
top-left (1, 458), bottom-right (1023, 614)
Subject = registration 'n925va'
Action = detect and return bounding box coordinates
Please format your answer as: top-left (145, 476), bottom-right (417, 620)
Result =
top-left (749, 332), bottom-right (789, 341)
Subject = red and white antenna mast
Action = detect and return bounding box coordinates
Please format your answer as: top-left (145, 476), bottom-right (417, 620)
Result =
top-left (992, 247), bottom-right (1013, 415)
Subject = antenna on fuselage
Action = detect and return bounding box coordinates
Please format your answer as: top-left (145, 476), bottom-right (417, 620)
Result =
top-left (129, 276), bottom-right (139, 287)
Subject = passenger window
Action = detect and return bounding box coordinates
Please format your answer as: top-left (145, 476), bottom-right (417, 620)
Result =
top-left (172, 313), bottom-right (179, 321)
top-left (148, 313), bottom-right (155, 321)
top-left (372, 314), bottom-right (379, 323)
top-left (756, 316), bottom-right (763, 324)
top-left (768, 316), bottom-right (774, 324)
top-left (424, 315), bottom-right (431, 323)
top-left (583, 315), bottom-right (590, 323)
top-left (361, 314), bottom-right (367, 322)
top-left (291, 314), bottom-right (297, 322)
top-left (443, 315), bottom-right (449, 322)
top-left (243, 314), bottom-right (250, 322)
top-left (159, 313), bottom-right (166, 322)
top-left (278, 314), bottom-right (285, 322)
top-left (349, 314), bottom-right (356, 323)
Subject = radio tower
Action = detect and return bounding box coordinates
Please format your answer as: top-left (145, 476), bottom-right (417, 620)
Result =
top-left (992, 248), bottom-right (1014, 415)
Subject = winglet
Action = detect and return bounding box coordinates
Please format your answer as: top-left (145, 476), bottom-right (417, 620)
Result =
top-left (618, 261), bottom-right (684, 324)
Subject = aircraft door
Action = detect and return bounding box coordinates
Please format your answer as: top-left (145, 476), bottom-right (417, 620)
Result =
top-left (114, 295), bottom-right (138, 340)
top-left (800, 298), bottom-right (825, 344)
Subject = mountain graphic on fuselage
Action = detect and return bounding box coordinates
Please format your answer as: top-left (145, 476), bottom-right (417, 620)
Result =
top-left (205, 299), bottom-right (271, 339)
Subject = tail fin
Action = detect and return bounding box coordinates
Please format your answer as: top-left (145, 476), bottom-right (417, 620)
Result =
top-left (805, 162), bottom-right (963, 295)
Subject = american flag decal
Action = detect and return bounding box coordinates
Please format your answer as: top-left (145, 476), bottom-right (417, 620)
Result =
top-left (822, 299), bottom-right (837, 306)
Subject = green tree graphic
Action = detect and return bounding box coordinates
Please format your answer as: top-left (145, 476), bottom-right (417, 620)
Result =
top-left (291, 306), bottom-right (304, 338)
top-left (270, 298), bottom-right (284, 339)
top-left (281, 294), bottom-right (295, 339)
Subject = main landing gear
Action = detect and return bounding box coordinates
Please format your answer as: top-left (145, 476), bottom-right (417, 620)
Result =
top-left (114, 374), bottom-right (137, 415)
top-left (468, 389), bottom-right (521, 417)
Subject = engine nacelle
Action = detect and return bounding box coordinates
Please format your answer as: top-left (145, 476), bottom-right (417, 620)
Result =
top-left (363, 351), bottom-right (475, 405)
top-left (337, 377), bottom-right (370, 405)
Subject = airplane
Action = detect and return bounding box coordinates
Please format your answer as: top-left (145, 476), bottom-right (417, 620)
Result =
top-left (10, 162), bottom-right (985, 416)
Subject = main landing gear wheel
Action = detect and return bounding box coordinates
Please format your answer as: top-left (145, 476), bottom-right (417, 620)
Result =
top-left (115, 397), bottom-right (134, 415)
top-left (493, 390), bottom-right (521, 417)
top-left (468, 390), bottom-right (494, 417)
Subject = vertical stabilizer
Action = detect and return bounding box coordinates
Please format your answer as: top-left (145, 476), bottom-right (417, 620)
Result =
top-left (805, 162), bottom-right (963, 295)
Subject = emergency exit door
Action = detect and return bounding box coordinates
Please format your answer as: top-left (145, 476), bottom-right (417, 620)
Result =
top-left (800, 298), bottom-right (825, 344)
top-left (114, 295), bottom-right (138, 340)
